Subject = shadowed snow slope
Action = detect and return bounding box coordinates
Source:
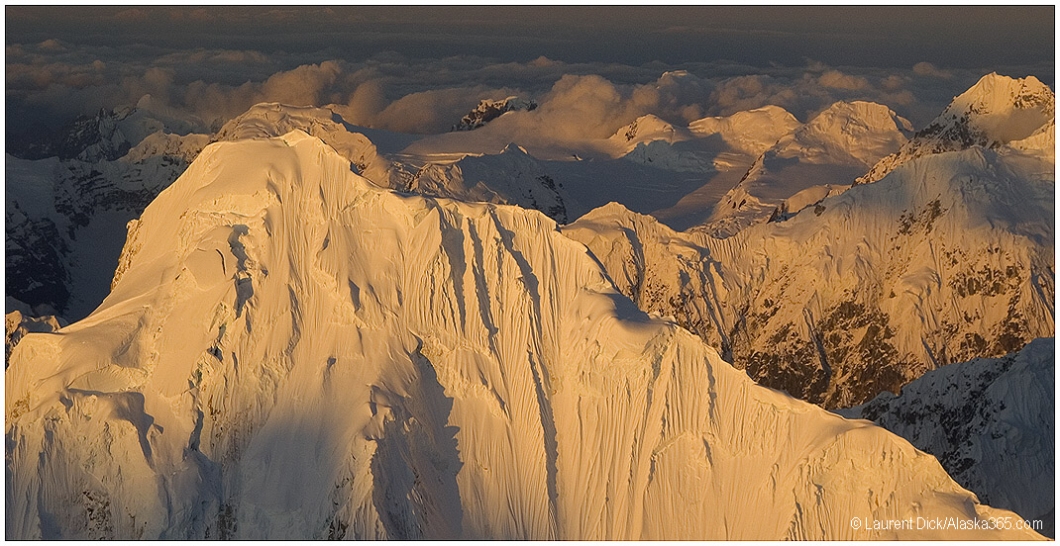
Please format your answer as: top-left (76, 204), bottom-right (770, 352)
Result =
top-left (840, 338), bottom-right (1055, 537)
top-left (6, 131), bottom-right (1043, 540)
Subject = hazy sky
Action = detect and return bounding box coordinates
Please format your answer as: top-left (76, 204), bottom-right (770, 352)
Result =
top-left (8, 6), bottom-right (1054, 68)
top-left (6, 6), bottom-right (1055, 137)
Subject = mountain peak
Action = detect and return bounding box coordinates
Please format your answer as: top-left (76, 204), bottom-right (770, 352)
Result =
top-left (452, 96), bottom-right (537, 131)
top-left (769, 100), bottom-right (911, 167)
top-left (858, 73), bottom-right (1054, 184)
top-left (944, 73), bottom-right (1054, 142)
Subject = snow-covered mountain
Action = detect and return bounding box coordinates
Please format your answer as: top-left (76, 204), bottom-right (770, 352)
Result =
top-left (567, 147), bottom-right (1053, 408)
top-left (607, 114), bottom-right (689, 154)
top-left (703, 101), bottom-right (912, 236)
top-left (859, 73), bottom-right (1054, 184)
top-left (217, 103), bottom-right (571, 222)
top-left (839, 338), bottom-right (1055, 537)
top-left (6, 103), bottom-right (574, 322)
top-left (6, 130), bottom-right (1042, 540)
top-left (399, 143), bottom-right (570, 223)
top-left (688, 105), bottom-right (801, 157)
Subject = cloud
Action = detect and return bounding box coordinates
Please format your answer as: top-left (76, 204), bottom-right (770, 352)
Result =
top-left (2, 30), bottom-right (1031, 144)
top-left (38, 39), bottom-right (64, 51)
top-left (913, 61), bottom-right (953, 79)
top-left (372, 87), bottom-right (501, 134)
top-left (818, 70), bottom-right (870, 91)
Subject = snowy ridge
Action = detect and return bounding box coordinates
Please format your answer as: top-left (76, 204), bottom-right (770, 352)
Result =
top-left (5, 297), bottom-right (67, 362)
top-left (859, 73), bottom-right (1054, 184)
top-left (5, 131), bottom-right (1041, 540)
top-left (839, 338), bottom-right (1055, 537)
top-left (214, 103), bottom-right (393, 185)
top-left (219, 104), bottom-right (570, 222)
top-left (124, 131), bottom-right (210, 164)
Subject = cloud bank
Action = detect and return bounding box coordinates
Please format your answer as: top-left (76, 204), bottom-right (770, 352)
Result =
top-left (5, 6), bottom-right (1054, 142)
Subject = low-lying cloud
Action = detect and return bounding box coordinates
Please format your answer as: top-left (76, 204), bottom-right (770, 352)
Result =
top-left (5, 27), bottom-right (1052, 146)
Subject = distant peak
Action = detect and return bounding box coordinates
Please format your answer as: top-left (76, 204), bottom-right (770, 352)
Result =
top-left (612, 114), bottom-right (676, 144)
top-left (500, 142), bottom-right (530, 155)
top-left (950, 73), bottom-right (1054, 118)
top-left (858, 72), bottom-right (1054, 185)
top-left (452, 96), bottom-right (537, 131)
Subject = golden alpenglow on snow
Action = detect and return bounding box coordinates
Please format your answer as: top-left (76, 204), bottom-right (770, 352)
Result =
top-left (6, 5), bottom-right (1053, 541)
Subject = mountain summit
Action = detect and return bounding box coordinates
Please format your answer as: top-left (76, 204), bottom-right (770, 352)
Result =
top-left (859, 73), bottom-right (1054, 184)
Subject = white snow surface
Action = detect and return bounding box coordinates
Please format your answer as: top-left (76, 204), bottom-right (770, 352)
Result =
top-left (5, 131), bottom-right (1042, 540)
top-left (688, 105), bottom-right (801, 157)
top-left (123, 131), bottom-right (210, 164)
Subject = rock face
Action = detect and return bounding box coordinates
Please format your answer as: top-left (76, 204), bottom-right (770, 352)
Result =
top-left (452, 96), bottom-right (537, 131)
top-left (6, 131), bottom-right (1040, 540)
top-left (840, 338), bottom-right (1055, 537)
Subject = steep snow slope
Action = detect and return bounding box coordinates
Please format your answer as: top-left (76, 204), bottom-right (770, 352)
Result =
top-left (859, 73), bottom-right (1054, 184)
top-left (840, 338), bottom-right (1055, 537)
top-left (6, 131), bottom-right (1040, 540)
top-left (566, 147), bottom-right (1054, 408)
top-left (704, 101), bottom-right (911, 237)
